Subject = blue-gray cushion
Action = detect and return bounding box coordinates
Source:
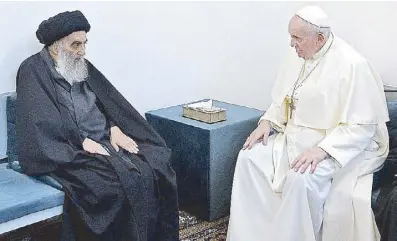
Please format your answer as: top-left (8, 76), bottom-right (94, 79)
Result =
top-left (7, 161), bottom-right (63, 191)
top-left (0, 156), bottom-right (7, 164)
top-left (6, 93), bottom-right (17, 167)
top-left (387, 101), bottom-right (397, 150)
top-left (5, 93), bottom-right (63, 191)
top-left (373, 101), bottom-right (397, 189)
top-left (0, 163), bottom-right (64, 223)
top-left (371, 101), bottom-right (397, 210)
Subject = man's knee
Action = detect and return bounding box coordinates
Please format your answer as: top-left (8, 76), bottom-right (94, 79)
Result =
top-left (238, 143), bottom-right (271, 162)
top-left (286, 169), bottom-right (307, 186)
top-left (235, 147), bottom-right (257, 171)
top-left (235, 143), bottom-right (274, 181)
top-left (286, 168), bottom-right (330, 193)
top-left (234, 149), bottom-right (252, 176)
top-left (237, 148), bottom-right (252, 163)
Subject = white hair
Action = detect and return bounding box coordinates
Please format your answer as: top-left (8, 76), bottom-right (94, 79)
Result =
top-left (298, 16), bottom-right (332, 39)
top-left (310, 24), bottom-right (331, 38)
top-left (48, 39), bottom-right (88, 85)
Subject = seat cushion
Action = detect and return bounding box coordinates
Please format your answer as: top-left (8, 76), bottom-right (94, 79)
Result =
top-left (0, 163), bottom-right (64, 223)
top-left (7, 161), bottom-right (63, 191)
top-left (5, 93), bottom-right (63, 191)
top-left (6, 93), bottom-right (17, 165)
top-left (373, 101), bottom-right (397, 188)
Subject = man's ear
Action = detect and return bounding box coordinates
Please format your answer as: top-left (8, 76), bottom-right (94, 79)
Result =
top-left (317, 33), bottom-right (325, 43)
top-left (48, 45), bottom-right (59, 57)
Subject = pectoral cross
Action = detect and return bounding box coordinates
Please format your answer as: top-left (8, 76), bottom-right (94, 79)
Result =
top-left (289, 98), bottom-right (296, 119)
top-left (285, 96), bottom-right (296, 120)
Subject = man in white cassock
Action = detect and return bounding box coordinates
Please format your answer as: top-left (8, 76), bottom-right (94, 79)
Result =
top-left (226, 5), bottom-right (390, 241)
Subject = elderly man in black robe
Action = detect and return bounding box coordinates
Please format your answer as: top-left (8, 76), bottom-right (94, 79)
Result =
top-left (16, 10), bottom-right (179, 241)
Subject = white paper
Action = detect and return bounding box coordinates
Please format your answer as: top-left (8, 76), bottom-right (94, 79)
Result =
top-left (186, 99), bottom-right (213, 108)
top-left (185, 99), bottom-right (223, 112)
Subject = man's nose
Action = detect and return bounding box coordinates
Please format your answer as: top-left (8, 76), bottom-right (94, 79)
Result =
top-left (77, 45), bottom-right (86, 57)
top-left (290, 38), bottom-right (296, 47)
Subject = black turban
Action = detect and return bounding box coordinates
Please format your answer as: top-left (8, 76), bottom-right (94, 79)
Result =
top-left (36, 10), bottom-right (91, 46)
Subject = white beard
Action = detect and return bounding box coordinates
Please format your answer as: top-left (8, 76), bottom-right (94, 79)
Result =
top-left (56, 49), bottom-right (88, 85)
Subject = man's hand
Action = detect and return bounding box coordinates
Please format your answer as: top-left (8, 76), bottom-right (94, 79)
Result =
top-left (82, 138), bottom-right (110, 156)
top-left (291, 147), bottom-right (329, 174)
top-left (110, 126), bottom-right (139, 154)
top-left (243, 120), bottom-right (271, 150)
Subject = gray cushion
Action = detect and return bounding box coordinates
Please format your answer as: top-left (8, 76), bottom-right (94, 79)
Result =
top-left (387, 101), bottom-right (397, 149)
top-left (5, 93), bottom-right (63, 191)
top-left (6, 93), bottom-right (17, 166)
top-left (372, 100), bottom-right (397, 209)
top-left (373, 101), bottom-right (397, 187)
top-left (0, 163), bottom-right (64, 223)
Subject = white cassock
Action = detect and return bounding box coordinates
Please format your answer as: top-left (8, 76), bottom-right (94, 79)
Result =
top-left (226, 32), bottom-right (390, 241)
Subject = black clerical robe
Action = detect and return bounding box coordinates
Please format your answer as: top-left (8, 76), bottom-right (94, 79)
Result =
top-left (15, 48), bottom-right (179, 241)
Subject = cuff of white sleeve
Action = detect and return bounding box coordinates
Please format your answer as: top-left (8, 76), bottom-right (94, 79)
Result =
top-left (259, 116), bottom-right (284, 132)
top-left (317, 143), bottom-right (343, 168)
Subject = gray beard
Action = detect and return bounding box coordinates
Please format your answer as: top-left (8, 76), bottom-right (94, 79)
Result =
top-left (56, 50), bottom-right (88, 85)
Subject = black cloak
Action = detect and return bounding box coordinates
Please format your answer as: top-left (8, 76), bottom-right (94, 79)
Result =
top-left (16, 52), bottom-right (179, 241)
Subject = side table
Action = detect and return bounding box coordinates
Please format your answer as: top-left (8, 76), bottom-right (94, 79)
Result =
top-left (145, 100), bottom-right (264, 221)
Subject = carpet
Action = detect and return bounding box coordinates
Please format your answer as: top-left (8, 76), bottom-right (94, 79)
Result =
top-left (0, 212), bottom-right (229, 241)
top-left (179, 211), bottom-right (229, 241)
